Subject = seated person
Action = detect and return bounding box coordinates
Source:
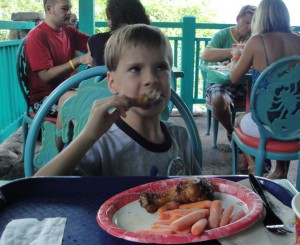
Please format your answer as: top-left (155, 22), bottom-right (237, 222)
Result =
top-left (34, 24), bottom-right (201, 177)
top-left (230, 0), bottom-right (300, 178)
top-left (88, 0), bottom-right (150, 67)
top-left (201, 5), bottom-right (256, 143)
top-left (25, 0), bottom-right (92, 118)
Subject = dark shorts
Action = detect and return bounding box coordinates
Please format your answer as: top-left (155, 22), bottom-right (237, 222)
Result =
top-left (32, 96), bottom-right (58, 118)
top-left (206, 83), bottom-right (247, 108)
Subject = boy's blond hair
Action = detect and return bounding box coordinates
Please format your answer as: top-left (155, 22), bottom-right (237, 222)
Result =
top-left (104, 24), bottom-right (173, 71)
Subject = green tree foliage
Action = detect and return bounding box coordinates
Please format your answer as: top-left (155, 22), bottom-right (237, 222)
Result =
top-left (141, 0), bottom-right (215, 23)
top-left (0, 0), bottom-right (44, 20)
top-left (1, 0), bottom-right (216, 23)
top-left (93, 0), bottom-right (216, 37)
top-left (0, 0), bottom-right (216, 39)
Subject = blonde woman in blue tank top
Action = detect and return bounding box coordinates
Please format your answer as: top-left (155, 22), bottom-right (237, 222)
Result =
top-left (230, 0), bottom-right (300, 179)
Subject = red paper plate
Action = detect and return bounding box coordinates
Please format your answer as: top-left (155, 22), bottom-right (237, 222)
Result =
top-left (97, 177), bottom-right (263, 244)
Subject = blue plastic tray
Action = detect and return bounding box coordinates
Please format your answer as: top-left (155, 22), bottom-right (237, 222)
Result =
top-left (0, 176), bottom-right (293, 245)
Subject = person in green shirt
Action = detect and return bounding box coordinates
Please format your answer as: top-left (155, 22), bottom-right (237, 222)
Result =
top-left (201, 5), bottom-right (256, 142)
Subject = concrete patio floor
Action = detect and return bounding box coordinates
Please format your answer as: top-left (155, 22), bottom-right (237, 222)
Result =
top-left (0, 108), bottom-right (298, 188)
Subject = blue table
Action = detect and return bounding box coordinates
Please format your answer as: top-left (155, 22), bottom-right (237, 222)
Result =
top-left (199, 64), bottom-right (252, 112)
top-left (0, 176), bottom-right (295, 244)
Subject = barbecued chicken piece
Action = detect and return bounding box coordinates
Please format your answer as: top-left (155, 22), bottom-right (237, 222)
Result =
top-left (139, 178), bottom-right (215, 213)
top-left (128, 91), bottom-right (162, 109)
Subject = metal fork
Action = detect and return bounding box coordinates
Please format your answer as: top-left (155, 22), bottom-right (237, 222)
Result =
top-left (249, 174), bottom-right (292, 234)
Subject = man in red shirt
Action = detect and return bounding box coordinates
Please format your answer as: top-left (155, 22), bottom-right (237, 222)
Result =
top-left (25, 0), bottom-right (92, 117)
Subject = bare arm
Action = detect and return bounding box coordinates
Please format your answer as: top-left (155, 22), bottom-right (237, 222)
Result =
top-left (87, 43), bottom-right (97, 67)
top-left (34, 131), bottom-right (97, 176)
top-left (201, 46), bottom-right (232, 62)
top-left (230, 39), bottom-right (254, 83)
top-left (37, 53), bottom-right (93, 85)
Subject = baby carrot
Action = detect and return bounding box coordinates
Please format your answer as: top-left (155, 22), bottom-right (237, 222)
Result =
top-left (136, 228), bottom-right (174, 235)
top-left (174, 227), bottom-right (191, 234)
top-left (157, 201), bottom-right (180, 214)
top-left (191, 218), bottom-right (208, 235)
top-left (208, 200), bottom-right (222, 229)
top-left (219, 204), bottom-right (234, 227)
top-left (159, 211), bottom-right (171, 220)
top-left (171, 210), bottom-right (208, 231)
top-left (170, 213), bottom-right (184, 222)
top-left (170, 209), bottom-right (209, 222)
top-left (230, 209), bottom-right (246, 223)
top-left (179, 200), bottom-right (212, 209)
top-left (151, 224), bottom-right (172, 229)
top-left (170, 208), bottom-right (209, 217)
top-left (152, 219), bottom-right (173, 225)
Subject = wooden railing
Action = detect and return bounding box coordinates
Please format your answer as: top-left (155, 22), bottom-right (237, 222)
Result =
top-left (1, 18), bottom-right (299, 143)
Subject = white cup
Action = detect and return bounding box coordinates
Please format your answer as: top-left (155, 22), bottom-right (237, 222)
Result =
top-left (232, 43), bottom-right (245, 56)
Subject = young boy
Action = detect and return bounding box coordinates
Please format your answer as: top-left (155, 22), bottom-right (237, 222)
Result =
top-left (35, 24), bottom-right (201, 177)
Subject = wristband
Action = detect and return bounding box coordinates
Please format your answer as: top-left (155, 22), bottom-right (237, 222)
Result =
top-left (69, 60), bottom-right (76, 70)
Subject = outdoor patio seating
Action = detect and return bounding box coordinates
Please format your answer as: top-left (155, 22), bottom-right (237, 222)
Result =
top-left (231, 55), bottom-right (300, 190)
top-left (16, 37), bottom-right (56, 159)
top-left (23, 67), bottom-right (202, 177)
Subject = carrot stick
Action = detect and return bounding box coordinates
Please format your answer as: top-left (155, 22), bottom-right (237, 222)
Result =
top-left (170, 214), bottom-right (184, 222)
top-left (151, 224), bottom-right (172, 229)
top-left (220, 204), bottom-right (234, 227)
top-left (159, 211), bottom-right (171, 220)
top-left (157, 201), bottom-right (180, 214)
top-left (179, 200), bottom-right (212, 209)
top-left (207, 200), bottom-right (222, 229)
top-left (230, 210), bottom-right (246, 223)
top-left (153, 219), bottom-right (173, 225)
top-left (174, 227), bottom-right (191, 234)
top-left (170, 208), bottom-right (209, 217)
top-left (170, 209), bottom-right (209, 222)
top-left (191, 218), bottom-right (208, 235)
top-left (171, 210), bottom-right (209, 231)
top-left (136, 228), bottom-right (174, 235)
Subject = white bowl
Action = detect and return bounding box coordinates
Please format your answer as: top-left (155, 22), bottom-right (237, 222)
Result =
top-left (292, 192), bottom-right (300, 218)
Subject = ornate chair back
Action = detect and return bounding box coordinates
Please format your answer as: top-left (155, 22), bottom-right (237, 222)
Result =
top-left (232, 55), bottom-right (300, 190)
top-left (16, 37), bottom-right (57, 159)
top-left (24, 67), bottom-right (202, 176)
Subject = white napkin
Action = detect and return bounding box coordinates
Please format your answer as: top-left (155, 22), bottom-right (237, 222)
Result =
top-left (219, 179), bottom-right (295, 245)
top-left (0, 217), bottom-right (67, 245)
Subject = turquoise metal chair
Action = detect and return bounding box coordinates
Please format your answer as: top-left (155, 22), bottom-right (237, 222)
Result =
top-left (16, 37), bottom-right (57, 159)
top-left (205, 97), bottom-right (245, 149)
top-left (231, 56), bottom-right (300, 190)
top-left (24, 66), bottom-right (202, 176)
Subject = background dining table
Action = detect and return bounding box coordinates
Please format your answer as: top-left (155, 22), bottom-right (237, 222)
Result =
top-left (0, 175), bottom-right (296, 245)
top-left (199, 63), bottom-right (252, 112)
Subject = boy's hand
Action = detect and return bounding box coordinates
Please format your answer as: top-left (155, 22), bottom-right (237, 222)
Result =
top-left (127, 91), bottom-right (162, 109)
top-left (80, 91), bottom-right (162, 143)
top-left (81, 95), bottom-right (131, 142)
